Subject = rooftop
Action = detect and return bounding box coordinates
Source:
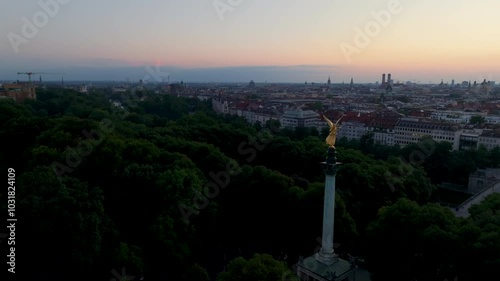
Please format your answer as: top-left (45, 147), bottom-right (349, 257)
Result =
top-left (397, 119), bottom-right (458, 131)
top-left (480, 129), bottom-right (500, 138)
top-left (282, 110), bottom-right (319, 119)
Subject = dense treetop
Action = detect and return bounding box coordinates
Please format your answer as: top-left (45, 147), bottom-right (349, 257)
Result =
top-left (0, 88), bottom-right (498, 281)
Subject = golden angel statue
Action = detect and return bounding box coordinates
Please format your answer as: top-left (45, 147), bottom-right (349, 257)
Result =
top-left (323, 115), bottom-right (343, 148)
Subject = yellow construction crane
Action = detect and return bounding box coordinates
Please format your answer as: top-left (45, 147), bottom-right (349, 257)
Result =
top-left (17, 72), bottom-right (65, 83)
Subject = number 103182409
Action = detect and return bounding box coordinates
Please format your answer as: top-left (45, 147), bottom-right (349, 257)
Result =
top-left (8, 168), bottom-right (15, 215)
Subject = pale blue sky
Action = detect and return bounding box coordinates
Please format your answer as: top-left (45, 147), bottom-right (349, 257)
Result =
top-left (1, 0), bottom-right (499, 83)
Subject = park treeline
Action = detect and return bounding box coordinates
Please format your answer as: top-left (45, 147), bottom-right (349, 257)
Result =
top-left (0, 88), bottom-right (499, 281)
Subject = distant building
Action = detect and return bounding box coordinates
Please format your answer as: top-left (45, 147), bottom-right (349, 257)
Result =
top-left (212, 97), bottom-right (230, 114)
top-left (394, 118), bottom-right (459, 149)
top-left (367, 116), bottom-right (399, 146)
top-left (377, 73), bottom-right (394, 94)
top-left (337, 112), bottom-right (370, 141)
top-left (485, 115), bottom-right (500, 124)
top-left (430, 110), bottom-right (476, 124)
top-left (0, 82), bottom-right (36, 102)
top-left (480, 79), bottom-right (491, 94)
top-left (79, 84), bottom-right (88, 94)
top-left (468, 168), bottom-right (500, 193)
top-left (252, 109), bottom-right (280, 125)
top-left (477, 130), bottom-right (500, 150)
top-left (280, 110), bottom-right (320, 128)
top-left (408, 110), bottom-right (432, 118)
top-left (459, 130), bottom-right (481, 150)
top-left (230, 101), bottom-right (250, 116)
top-left (338, 120), bottom-right (367, 141)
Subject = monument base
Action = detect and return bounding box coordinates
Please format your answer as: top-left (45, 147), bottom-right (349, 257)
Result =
top-left (297, 254), bottom-right (356, 281)
top-left (315, 248), bottom-right (339, 266)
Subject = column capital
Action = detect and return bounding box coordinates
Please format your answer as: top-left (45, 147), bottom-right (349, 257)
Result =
top-left (323, 162), bottom-right (341, 176)
top-left (322, 147), bottom-right (341, 176)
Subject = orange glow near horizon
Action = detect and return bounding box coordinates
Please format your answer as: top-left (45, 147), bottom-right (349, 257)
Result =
top-left (3, 0), bottom-right (500, 82)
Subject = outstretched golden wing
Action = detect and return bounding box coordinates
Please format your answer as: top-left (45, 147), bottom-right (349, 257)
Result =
top-left (323, 115), bottom-right (334, 129)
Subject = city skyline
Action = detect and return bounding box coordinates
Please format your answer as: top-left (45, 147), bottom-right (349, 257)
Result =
top-left (1, 0), bottom-right (500, 83)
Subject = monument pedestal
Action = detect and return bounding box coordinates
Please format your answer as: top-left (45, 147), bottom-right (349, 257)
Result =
top-left (297, 255), bottom-right (356, 281)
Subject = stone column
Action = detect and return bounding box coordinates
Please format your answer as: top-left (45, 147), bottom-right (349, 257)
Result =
top-left (316, 147), bottom-right (340, 265)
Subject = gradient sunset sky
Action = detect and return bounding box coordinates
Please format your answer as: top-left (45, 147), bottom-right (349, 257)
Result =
top-left (1, 0), bottom-right (499, 83)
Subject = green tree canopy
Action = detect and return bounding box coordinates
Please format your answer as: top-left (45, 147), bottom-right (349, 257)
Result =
top-left (366, 198), bottom-right (459, 281)
top-left (217, 253), bottom-right (294, 281)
